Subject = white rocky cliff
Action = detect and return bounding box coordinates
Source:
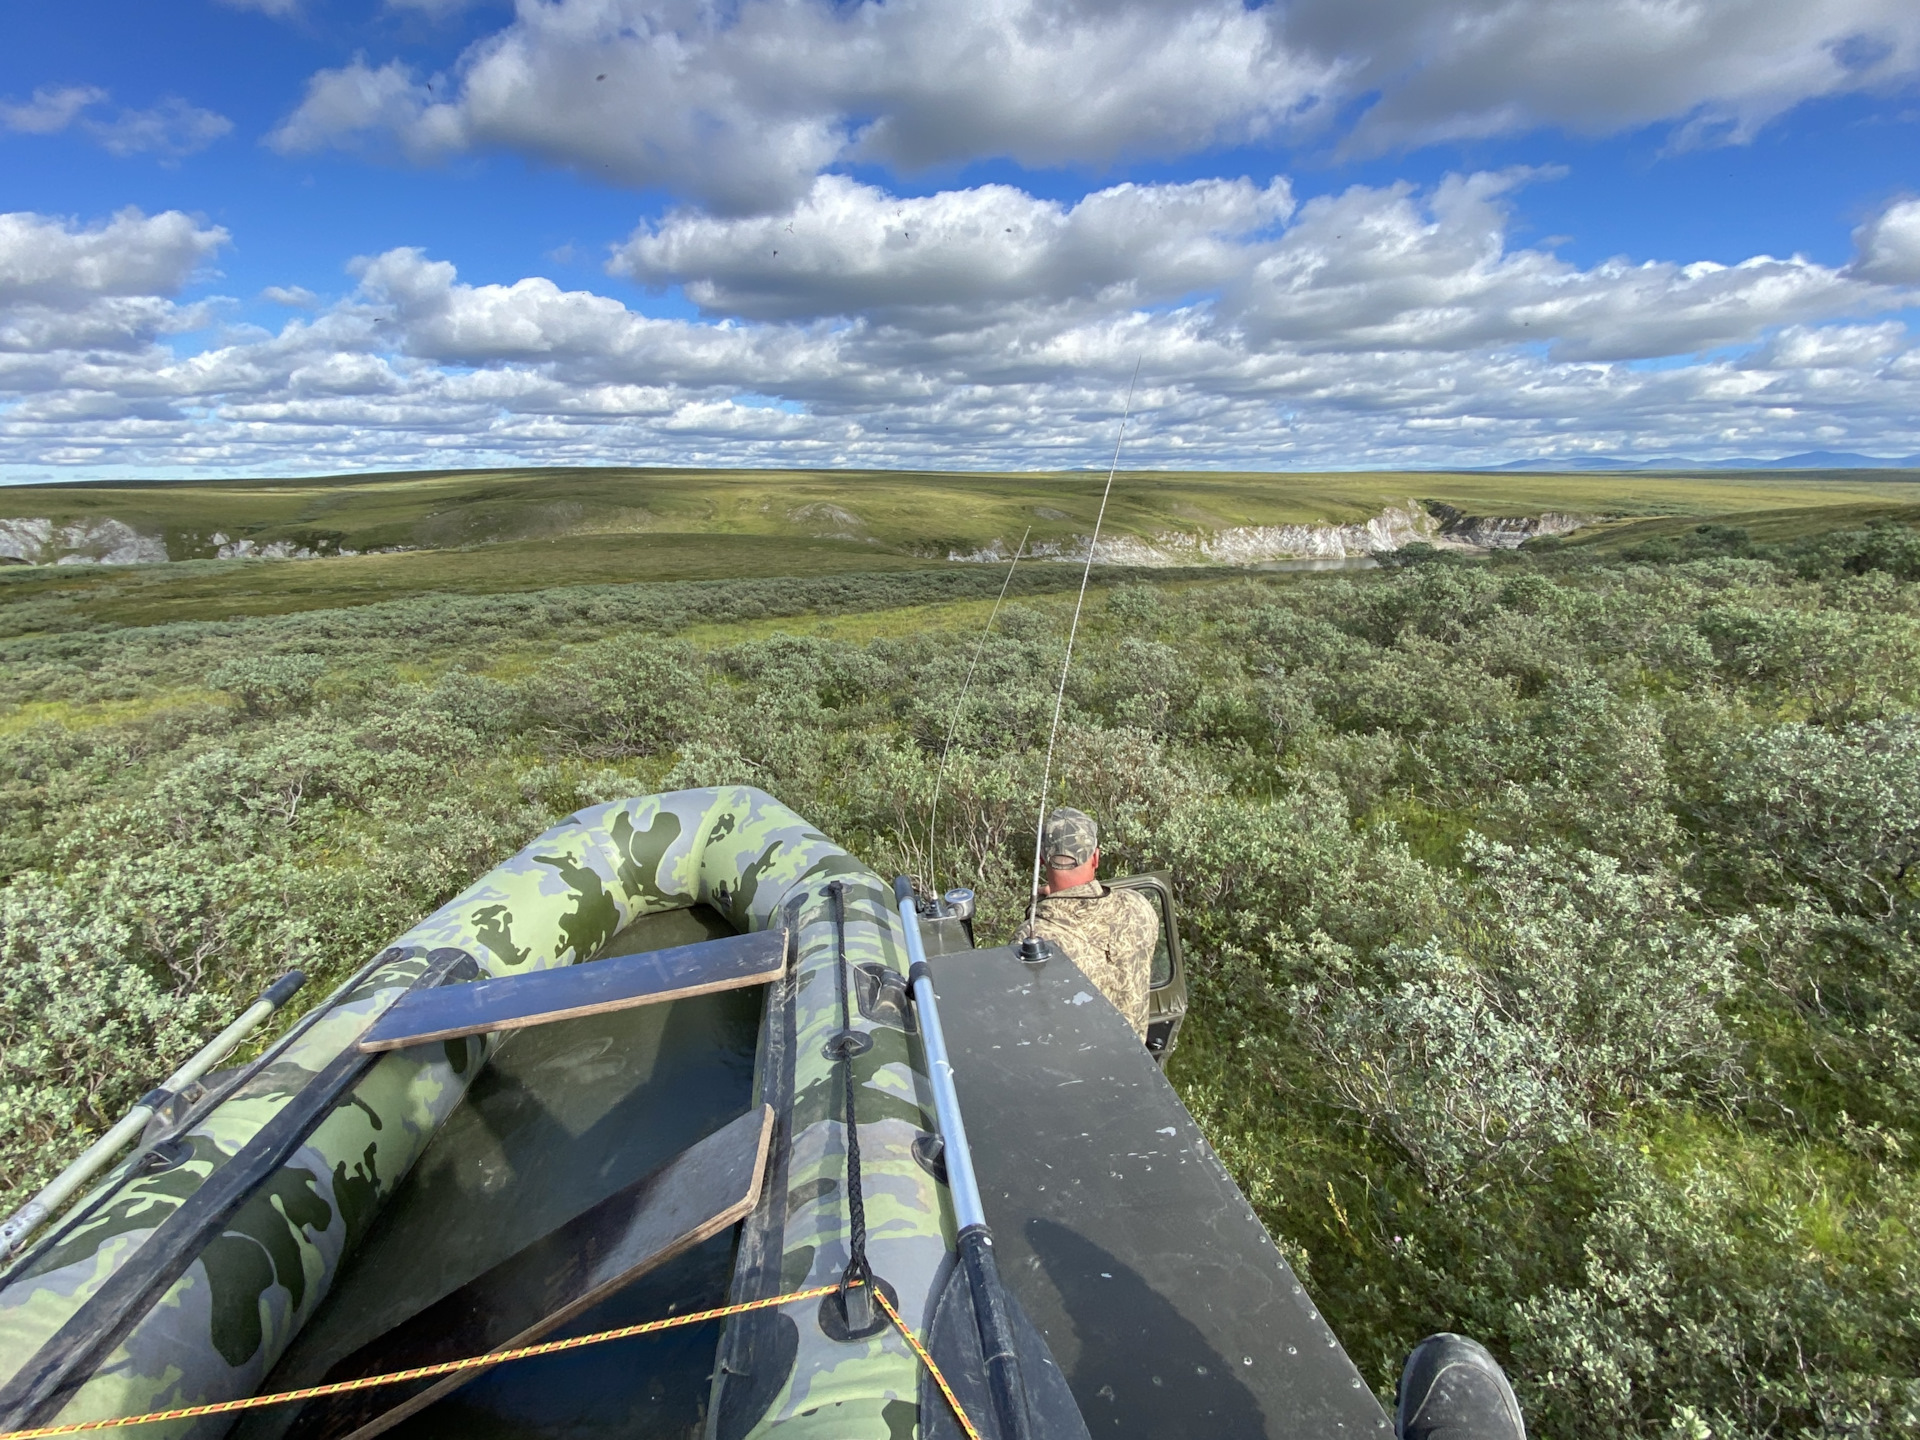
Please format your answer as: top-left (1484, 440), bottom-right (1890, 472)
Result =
top-left (0, 518), bottom-right (169, 566)
top-left (948, 501), bottom-right (1589, 566)
top-left (1, 498), bottom-right (1591, 569)
top-left (0, 520), bottom-right (376, 566)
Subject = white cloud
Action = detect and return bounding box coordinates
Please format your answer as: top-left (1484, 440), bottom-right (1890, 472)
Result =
top-left (83, 98), bottom-right (233, 160)
top-left (270, 0), bottom-right (1330, 211)
top-left (0, 296), bottom-right (211, 356)
top-left (0, 85), bottom-right (107, 135)
top-left (262, 285), bottom-right (320, 308)
top-left (271, 0), bottom-right (1920, 210)
top-left (618, 169), bottom-right (1898, 363)
top-left (2, 193), bottom-right (1917, 478)
top-left (1752, 321), bottom-right (1908, 369)
top-left (0, 210), bottom-right (229, 304)
top-left (614, 174), bottom-right (1295, 322)
top-left (268, 59), bottom-right (466, 164)
top-left (1286, 0), bottom-right (1920, 154)
top-left (1852, 197), bottom-right (1920, 284)
top-left (1226, 170), bottom-right (1884, 361)
top-left (0, 210), bottom-right (229, 359)
top-left (0, 86), bottom-right (231, 160)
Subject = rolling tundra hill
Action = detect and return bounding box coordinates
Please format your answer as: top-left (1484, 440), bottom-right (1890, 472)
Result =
top-left (2, 465), bottom-right (1917, 628)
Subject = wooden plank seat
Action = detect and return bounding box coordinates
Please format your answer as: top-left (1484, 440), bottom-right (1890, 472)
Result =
top-left (357, 928), bottom-right (787, 1052)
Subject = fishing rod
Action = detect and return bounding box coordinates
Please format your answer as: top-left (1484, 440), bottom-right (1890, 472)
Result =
top-left (894, 876), bottom-right (1037, 1440)
top-left (926, 526), bottom-right (1031, 895)
top-left (1026, 360), bottom-right (1142, 927)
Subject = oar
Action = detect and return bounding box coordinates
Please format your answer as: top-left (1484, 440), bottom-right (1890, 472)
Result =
top-left (0, 971), bottom-right (308, 1262)
top-left (0, 951), bottom-right (479, 1432)
top-left (896, 877), bottom-right (1083, 1440)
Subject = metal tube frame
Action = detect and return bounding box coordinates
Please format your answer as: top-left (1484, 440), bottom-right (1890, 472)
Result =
top-left (895, 879), bottom-right (986, 1232)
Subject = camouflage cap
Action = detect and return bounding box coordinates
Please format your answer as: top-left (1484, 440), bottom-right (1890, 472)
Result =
top-left (1042, 806), bottom-right (1099, 869)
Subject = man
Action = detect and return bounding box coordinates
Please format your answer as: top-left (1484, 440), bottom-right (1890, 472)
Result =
top-left (1014, 806), bottom-right (1159, 1039)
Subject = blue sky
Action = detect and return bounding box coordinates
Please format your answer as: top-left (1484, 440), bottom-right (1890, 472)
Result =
top-left (3, 0), bottom-right (1919, 478)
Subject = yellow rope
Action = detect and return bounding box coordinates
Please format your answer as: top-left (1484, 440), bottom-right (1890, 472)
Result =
top-left (872, 1285), bottom-right (986, 1440)
top-left (0, 1278), bottom-right (988, 1440)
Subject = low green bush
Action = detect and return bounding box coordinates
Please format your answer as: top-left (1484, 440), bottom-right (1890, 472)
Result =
top-left (3, 540), bottom-right (1917, 1434)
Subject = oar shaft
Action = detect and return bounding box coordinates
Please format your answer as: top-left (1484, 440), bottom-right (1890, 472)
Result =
top-left (0, 971), bottom-right (307, 1258)
top-left (895, 879), bottom-right (985, 1231)
top-left (895, 880), bottom-right (1037, 1440)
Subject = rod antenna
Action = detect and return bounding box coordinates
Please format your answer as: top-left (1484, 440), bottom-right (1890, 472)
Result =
top-left (926, 526), bottom-right (1030, 892)
top-left (1027, 359), bottom-right (1142, 925)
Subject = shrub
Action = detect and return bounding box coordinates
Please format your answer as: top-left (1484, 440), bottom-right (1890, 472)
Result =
top-left (205, 653), bottom-right (328, 716)
top-left (1295, 839), bottom-right (1743, 1193)
top-left (6, 546), bottom-right (1919, 1433)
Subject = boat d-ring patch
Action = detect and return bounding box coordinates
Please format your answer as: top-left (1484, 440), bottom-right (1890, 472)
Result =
top-left (822, 1028), bottom-right (873, 1062)
top-left (818, 1273), bottom-right (898, 1342)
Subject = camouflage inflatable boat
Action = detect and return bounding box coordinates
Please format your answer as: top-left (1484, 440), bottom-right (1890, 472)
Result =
top-left (0, 787), bottom-right (1395, 1440)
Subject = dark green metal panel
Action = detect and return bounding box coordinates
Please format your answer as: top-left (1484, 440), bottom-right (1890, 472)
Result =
top-left (933, 943), bottom-right (1392, 1440)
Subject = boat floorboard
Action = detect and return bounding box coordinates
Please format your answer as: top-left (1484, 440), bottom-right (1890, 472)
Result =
top-left (239, 905), bottom-right (758, 1440)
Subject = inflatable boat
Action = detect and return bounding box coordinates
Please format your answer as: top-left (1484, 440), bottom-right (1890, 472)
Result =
top-left (0, 788), bottom-right (1391, 1440)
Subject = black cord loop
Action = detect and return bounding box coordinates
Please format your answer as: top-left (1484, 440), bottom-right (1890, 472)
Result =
top-left (825, 880), bottom-right (882, 1338)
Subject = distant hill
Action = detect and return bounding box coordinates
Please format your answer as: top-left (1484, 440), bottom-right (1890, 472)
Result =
top-left (5, 466), bottom-right (1920, 629)
top-left (1482, 451), bottom-right (1920, 472)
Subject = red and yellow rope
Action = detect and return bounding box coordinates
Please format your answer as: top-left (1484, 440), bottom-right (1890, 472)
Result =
top-left (0, 1278), bottom-right (985, 1440)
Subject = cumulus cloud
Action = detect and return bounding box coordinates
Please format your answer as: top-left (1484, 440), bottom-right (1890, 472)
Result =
top-left (268, 59), bottom-right (465, 164)
top-left (1227, 170), bottom-right (1886, 360)
top-left (269, 0), bottom-right (1330, 211)
top-left (0, 85), bottom-right (107, 134)
top-left (0, 210), bottom-right (229, 304)
top-left (1852, 197), bottom-right (1920, 284)
top-left (1285, 0), bottom-right (1920, 154)
top-left (2, 193), bottom-right (1917, 476)
top-left (352, 246), bottom-right (827, 384)
top-left (270, 0), bottom-right (1920, 210)
top-left (262, 285), bottom-right (320, 308)
top-left (615, 174), bottom-right (1296, 322)
top-left (0, 210), bottom-right (229, 358)
top-left (617, 169), bottom-right (1900, 363)
top-left (1753, 321), bottom-right (1909, 369)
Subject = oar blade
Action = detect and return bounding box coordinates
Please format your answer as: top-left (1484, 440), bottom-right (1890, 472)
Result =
top-left (921, 1259), bottom-right (1092, 1440)
top-left (358, 929), bottom-right (786, 1052)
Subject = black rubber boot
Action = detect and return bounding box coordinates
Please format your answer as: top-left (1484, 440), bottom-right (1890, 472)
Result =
top-left (1395, 1334), bottom-right (1526, 1440)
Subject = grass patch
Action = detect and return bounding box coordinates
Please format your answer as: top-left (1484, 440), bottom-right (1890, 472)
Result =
top-left (0, 532), bottom-right (949, 627)
top-left (6, 467), bottom-right (1919, 630)
top-left (1563, 499), bottom-right (1920, 554)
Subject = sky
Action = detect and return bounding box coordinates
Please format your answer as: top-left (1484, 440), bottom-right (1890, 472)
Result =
top-left (3, 0), bottom-right (1920, 480)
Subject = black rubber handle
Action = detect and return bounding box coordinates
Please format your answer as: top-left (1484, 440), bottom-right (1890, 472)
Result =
top-left (893, 875), bottom-right (914, 905)
top-left (257, 971), bottom-right (308, 1010)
